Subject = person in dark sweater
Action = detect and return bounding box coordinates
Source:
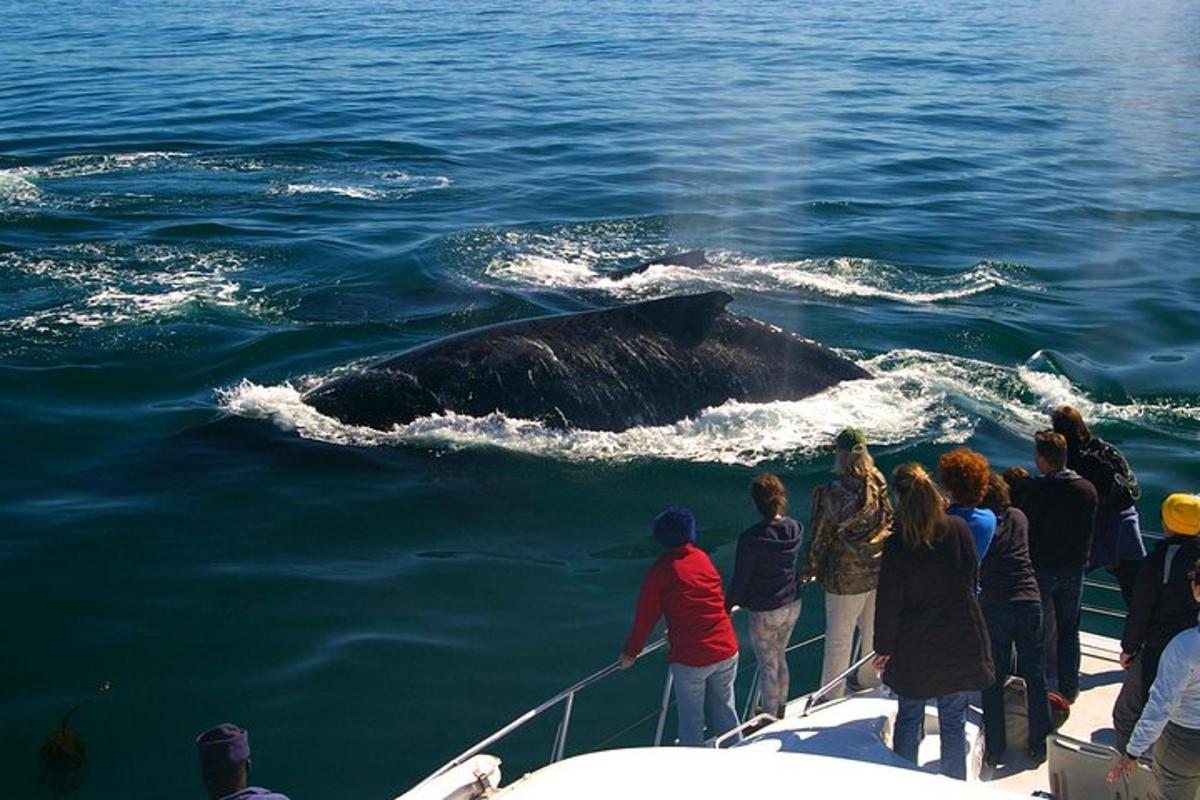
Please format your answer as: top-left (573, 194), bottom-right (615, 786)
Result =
top-left (1112, 493), bottom-right (1200, 750)
top-left (874, 463), bottom-right (995, 781)
top-left (1024, 430), bottom-right (1098, 703)
top-left (196, 724), bottom-right (291, 800)
top-left (620, 507), bottom-right (740, 746)
top-left (979, 472), bottom-right (1052, 767)
top-left (726, 473), bottom-right (803, 718)
top-left (1052, 406), bottom-right (1146, 606)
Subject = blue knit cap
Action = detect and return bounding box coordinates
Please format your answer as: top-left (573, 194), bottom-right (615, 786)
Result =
top-left (653, 507), bottom-right (696, 548)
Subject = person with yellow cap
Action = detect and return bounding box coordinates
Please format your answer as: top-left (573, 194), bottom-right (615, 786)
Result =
top-left (1112, 494), bottom-right (1200, 752)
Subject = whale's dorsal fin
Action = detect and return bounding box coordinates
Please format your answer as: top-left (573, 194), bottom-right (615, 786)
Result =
top-left (627, 291), bottom-right (733, 346)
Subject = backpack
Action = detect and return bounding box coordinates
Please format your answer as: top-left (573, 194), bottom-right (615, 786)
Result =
top-left (1081, 438), bottom-right (1140, 512)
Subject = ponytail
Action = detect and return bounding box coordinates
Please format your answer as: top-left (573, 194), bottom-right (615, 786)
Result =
top-left (892, 462), bottom-right (946, 549)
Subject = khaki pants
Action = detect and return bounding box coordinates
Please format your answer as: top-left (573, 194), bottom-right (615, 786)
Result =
top-left (1149, 722), bottom-right (1200, 800)
top-left (820, 590), bottom-right (877, 699)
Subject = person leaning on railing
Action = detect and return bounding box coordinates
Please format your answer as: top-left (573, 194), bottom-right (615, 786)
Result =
top-left (807, 428), bottom-right (893, 700)
top-left (1107, 562), bottom-right (1200, 800)
top-left (619, 507), bottom-right (740, 747)
top-left (1052, 405), bottom-right (1146, 607)
top-left (1112, 493), bottom-right (1200, 753)
top-left (725, 473), bottom-right (803, 719)
top-left (978, 472), bottom-right (1052, 768)
top-left (872, 463), bottom-right (995, 781)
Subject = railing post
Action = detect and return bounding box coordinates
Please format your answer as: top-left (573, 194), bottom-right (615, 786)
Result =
top-left (551, 692), bottom-right (575, 763)
top-left (653, 671), bottom-right (674, 746)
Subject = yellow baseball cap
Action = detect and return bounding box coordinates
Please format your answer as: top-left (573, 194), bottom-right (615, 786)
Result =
top-left (1161, 493), bottom-right (1200, 536)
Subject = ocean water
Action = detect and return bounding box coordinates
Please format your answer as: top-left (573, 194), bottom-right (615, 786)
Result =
top-left (2, 1), bottom-right (1199, 797)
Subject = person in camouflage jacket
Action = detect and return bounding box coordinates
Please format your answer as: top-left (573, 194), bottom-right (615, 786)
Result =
top-left (808, 428), bottom-right (894, 698)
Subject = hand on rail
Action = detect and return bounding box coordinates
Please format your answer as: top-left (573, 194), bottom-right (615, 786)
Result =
top-left (872, 654), bottom-right (890, 672)
top-left (619, 653), bottom-right (636, 670)
top-left (1119, 652), bottom-right (1135, 670)
top-left (1106, 753), bottom-right (1137, 783)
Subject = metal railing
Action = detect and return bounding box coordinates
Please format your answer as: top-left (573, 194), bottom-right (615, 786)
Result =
top-left (411, 530), bottom-right (1161, 792)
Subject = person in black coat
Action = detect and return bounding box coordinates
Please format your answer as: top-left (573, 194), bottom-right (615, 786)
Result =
top-left (874, 463), bottom-right (995, 781)
top-left (1024, 430), bottom-right (1098, 703)
top-left (1112, 493), bottom-right (1200, 750)
top-left (979, 472), bottom-right (1052, 767)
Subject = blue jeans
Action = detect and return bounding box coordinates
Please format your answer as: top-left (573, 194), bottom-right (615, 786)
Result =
top-left (894, 692), bottom-right (970, 780)
top-left (669, 653), bottom-right (740, 746)
top-left (982, 600), bottom-right (1052, 759)
top-left (1035, 566), bottom-right (1084, 701)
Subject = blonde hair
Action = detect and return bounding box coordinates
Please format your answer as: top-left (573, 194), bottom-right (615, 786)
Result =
top-left (834, 442), bottom-right (875, 479)
top-left (892, 462), bottom-right (947, 550)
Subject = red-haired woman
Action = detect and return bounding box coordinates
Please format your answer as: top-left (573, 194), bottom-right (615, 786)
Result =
top-left (939, 447), bottom-right (996, 564)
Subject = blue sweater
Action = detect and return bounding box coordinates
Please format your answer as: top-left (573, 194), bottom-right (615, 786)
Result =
top-left (948, 505), bottom-right (996, 563)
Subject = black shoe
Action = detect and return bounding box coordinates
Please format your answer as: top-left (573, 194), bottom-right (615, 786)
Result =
top-left (1029, 750), bottom-right (1047, 767)
top-left (985, 753), bottom-right (1003, 769)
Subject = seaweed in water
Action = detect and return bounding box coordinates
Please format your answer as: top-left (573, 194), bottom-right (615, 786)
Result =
top-left (39, 681), bottom-right (111, 797)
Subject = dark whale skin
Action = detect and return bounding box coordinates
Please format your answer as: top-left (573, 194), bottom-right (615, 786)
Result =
top-left (302, 291), bottom-right (870, 432)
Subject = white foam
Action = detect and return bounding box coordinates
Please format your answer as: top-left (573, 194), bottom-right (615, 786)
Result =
top-left (485, 250), bottom-right (1026, 304)
top-left (274, 183), bottom-right (386, 200)
top-left (0, 168), bottom-right (44, 204)
top-left (0, 245), bottom-right (257, 333)
top-left (219, 347), bottom-right (1198, 464)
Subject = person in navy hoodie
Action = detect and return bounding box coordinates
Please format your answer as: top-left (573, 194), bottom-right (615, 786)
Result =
top-left (939, 447), bottom-right (996, 565)
top-left (196, 723), bottom-right (290, 800)
top-left (620, 507), bottom-right (740, 746)
top-left (726, 473), bottom-right (803, 718)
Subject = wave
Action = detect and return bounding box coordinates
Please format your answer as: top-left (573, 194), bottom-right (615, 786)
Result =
top-left (2, 151), bottom-right (452, 208)
top-left (0, 169), bottom-right (44, 204)
top-left (217, 350), bottom-right (1197, 466)
top-left (0, 244), bottom-right (262, 333)
top-left (271, 172), bottom-right (452, 201)
top-left (463, 227), bottom-right (1032, 304)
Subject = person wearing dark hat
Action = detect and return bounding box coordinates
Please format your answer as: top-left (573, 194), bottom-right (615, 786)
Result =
top-left (196, 723), bottom-right (290, 800)
top-left (620, 506), bottom-right (740, 746)
top-left (808, 427), bottom-right (892, 699)
top-left (1112, 493), bottom-right (1200, 752)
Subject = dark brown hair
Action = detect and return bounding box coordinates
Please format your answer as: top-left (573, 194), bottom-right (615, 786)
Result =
top-left (938, 448), bottom-right (991, 506)
top-left (751, 473), bottom-right (788, 518)
top-left (981, 472), bottom-right (1010, 514)
top-left (1035, 430), bottom-right (1068, 470)
top-left (1051, 405), bottom-right (1091, 445)
top-left (1002, 466), bottom-right (1032, 508)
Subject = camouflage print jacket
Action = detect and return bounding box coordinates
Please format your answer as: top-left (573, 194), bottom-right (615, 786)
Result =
top-left (808, 467), bottom-right (894, 595)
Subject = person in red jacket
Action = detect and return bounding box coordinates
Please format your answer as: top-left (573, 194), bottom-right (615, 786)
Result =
top-left (620, 506), bottom-right (741, 746)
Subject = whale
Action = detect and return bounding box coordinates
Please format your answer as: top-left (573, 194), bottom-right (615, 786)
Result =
top-left (302, 291), bottom-right (870, 432)
top-left (601, 249), bottom-right (713, 281)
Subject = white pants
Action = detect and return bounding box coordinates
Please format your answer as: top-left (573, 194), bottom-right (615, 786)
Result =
top-left (820, 590), bottom-right (877, 699)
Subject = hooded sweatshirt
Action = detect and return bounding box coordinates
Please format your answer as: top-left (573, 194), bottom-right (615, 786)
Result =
top-left (726, 516), bottom-right (803, 612)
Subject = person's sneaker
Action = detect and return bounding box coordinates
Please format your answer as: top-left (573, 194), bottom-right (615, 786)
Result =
top-left (984, 753), bottom-right (1003, 769)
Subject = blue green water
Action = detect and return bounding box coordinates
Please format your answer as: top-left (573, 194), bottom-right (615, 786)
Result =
top-left (3, 1), bottom-right (1199, 797)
